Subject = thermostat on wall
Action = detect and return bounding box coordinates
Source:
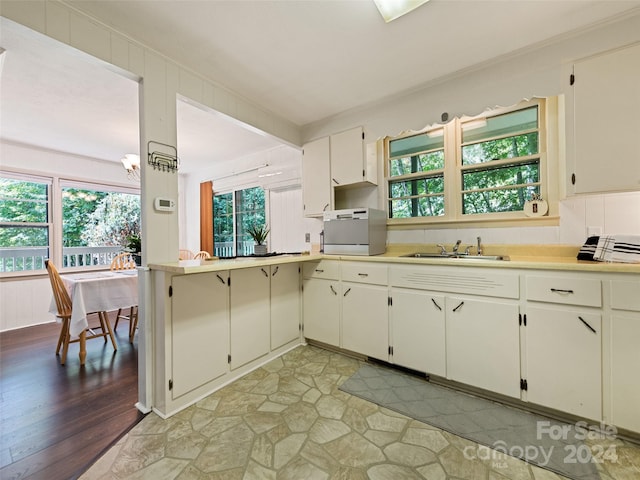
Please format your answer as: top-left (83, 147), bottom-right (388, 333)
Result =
top-left (154, 197), bottom-right (176, 212)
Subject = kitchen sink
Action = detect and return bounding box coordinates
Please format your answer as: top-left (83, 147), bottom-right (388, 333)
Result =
top-left (401, 252), bottom-right (509, 261)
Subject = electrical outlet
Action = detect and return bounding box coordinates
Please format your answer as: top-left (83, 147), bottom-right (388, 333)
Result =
top-left (305, 233), bottom-right (310, 242)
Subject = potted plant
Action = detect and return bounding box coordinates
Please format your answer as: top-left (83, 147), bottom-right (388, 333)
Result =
top-left (247, 224), bottom-right (270, 256)
top-left (124, 233), bottom-right (142, 265)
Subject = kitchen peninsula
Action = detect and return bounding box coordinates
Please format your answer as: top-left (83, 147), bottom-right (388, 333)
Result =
top-left (149, 246), bottom-right (640, 439)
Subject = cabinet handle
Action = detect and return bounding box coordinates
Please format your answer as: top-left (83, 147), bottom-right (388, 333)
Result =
top-left (343, 288), bottom-right (351, 297)
top-left (216, 274), bottom-right (225, 284)
top-left (272, 266), bottom-right (279, 276)
top-left (330, 285), bottom-right (337, 295)
top-left (315, 269), bottom-right (324, 273)
top-left (357, 273), bottom-right (369, 277)
top-left (578, 316), bottom-right (597, 334)
top-left (431, 298), bottom-right (442, 311)
top-left (261, 268), bottom-right (268, 277)
top-left (452, 301), bottom-right (465, 312)
top-left (550, 288), bottom-right (574, 294)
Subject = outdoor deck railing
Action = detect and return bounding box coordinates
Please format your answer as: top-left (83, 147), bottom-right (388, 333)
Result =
top-left (0, 246), bottom-right (123, 272)
top-left (214, 241), bottom-right (254, 258)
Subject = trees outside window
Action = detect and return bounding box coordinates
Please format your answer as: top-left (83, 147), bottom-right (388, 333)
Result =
top-left (1, 174), bottom-right (140, 273)
top-left (213, 186), bottom-right (266, 257)
top-left (387, 99), bottom-right (546, 224)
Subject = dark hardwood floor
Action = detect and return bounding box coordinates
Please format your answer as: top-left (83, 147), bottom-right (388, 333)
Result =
top-left (0, 313), bottom-right (144, 480)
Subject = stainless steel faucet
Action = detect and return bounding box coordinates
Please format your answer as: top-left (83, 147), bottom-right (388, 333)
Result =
top-left (452, 239), bottom-right (462, 254)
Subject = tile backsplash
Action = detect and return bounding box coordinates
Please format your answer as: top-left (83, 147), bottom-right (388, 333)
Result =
top-left (388, 191), bottom-right (640, 246)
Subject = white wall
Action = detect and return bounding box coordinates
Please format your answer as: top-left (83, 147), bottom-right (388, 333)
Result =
top-left (301, 12), bottom-right (640, 246)
top-left (388, 191), bottom-right (640, 247)
top-left (180, 144), bottom-right (307, 254)
top-left (0, 141), bottom-right (140, 331)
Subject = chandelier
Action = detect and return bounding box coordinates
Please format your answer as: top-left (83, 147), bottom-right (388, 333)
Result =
top-left (121, 153), bottom-right (140, 180)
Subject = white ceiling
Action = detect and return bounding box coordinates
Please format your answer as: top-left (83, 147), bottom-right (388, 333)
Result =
top-left (2, 1), bottom-right (639, 174)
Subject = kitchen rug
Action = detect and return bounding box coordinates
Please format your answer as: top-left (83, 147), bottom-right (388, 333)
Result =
top-left (339, 363), bottom-right (602, 480)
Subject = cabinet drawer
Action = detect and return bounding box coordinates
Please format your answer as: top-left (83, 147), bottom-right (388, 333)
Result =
top-left (341, 262), bottom-right (388, 285)
top-left (610, 279), bottom-right (640, 312)
top-left (526, 275), bottom-right (601, 307)
top-left (303, 260), bottom-right (340, 280)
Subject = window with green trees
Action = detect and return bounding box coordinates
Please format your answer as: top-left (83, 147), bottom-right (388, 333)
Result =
top-left (213, 186), bottom-right (266, 256)
top-left (1, 174), bottom-right (140, 273)
top-left (0, 175), bottom-right (50, 271)
top-left (387, 99), bottom-right (546, 223)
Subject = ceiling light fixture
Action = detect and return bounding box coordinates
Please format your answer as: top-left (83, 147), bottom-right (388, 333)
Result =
top-left (373, 0), bottom-right (430, 23)
top-left (121, 153), bottom-right (140, 180)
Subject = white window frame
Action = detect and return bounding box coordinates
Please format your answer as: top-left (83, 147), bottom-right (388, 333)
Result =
top-left (386, 97), bottom-right (560, 229)
top-left (1, 169), bottom-right (140, 277)
top-left (213, 183), bottom-right (269, 257)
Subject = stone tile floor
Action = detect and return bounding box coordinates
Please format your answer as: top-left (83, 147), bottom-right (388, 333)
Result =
top-left (81, 345), bottom-right (640, 479)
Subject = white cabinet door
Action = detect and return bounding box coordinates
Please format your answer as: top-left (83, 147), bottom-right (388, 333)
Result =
top-left (271, 263), bottom-right (301, 350)
top-left (572, 43), bottom-right (640, 194)
top-left (390, 288), bottom-right (445, 376)
top-left (609, 312), bottom-right (640, 432)
top-left (341, 282), bottom-right (388, 361)
top-left (446, 296), bottom-right (521, 398)
top-left (330, 126), bottom-right (365, 187)
top-left (526, 306), bottom-right (602, 420)
top-left (302, 136), bottom-right (332, 217)
top-left (230, 267), bottom-right (270, 369)
top-left (171, 272), bottom-right (229, 399)
top-left (302, 277), bottom-right (340, 346)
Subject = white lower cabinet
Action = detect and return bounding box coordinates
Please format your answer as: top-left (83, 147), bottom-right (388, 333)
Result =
top-left (302, 277), bottom-right (341, 346)
top-left (342, 282), bottom-right (388, 360)
top-left (525, 306), bottom-right (602, 420)
top-left (270, 263), bottom-right (301, 350)
top-left (609, 278), bottom-right (640, 433)
top-left (389, 288), bottom-right (445, 376)
top-left (170, 272), bottom-right (229, 399)
top-left (610, 312), bottom-right (640, 432)
top-left (446, 296), bottom-right (521, 398)
top-left (230, 267), bottom-right (270, 369)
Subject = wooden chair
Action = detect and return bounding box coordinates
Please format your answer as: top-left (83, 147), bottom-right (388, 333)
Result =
top-left (194, 250), bottom-right (211, 260)
top-left (110, 253), bottom-right (138, 343)
top-left (45, 260), bottom-right (117, 365)
top-left (179, 249), bottom-right (194, 260)
top-left (110, 252), bottom-right (136, 270)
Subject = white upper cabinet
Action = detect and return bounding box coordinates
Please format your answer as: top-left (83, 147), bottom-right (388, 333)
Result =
top-left (302, 136), bottom-right (332, 217)
top-left (330, 126), bottom-right (377, 188)
top-left (570, 43), bottom-right (640, 194)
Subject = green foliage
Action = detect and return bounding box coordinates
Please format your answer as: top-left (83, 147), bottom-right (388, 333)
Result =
top-left (1, 178), bottom-right (140, 250)
top-left (0, 178), bottom-right (49, 247)
top-left (214, 187), bottom-right (266, 254)
top-left (213, 192), bottom-right (234, 244)
top-left (62, 188), bottom-right (108, 246)
top-left (79, 192), bottom-right (140, 247)
top-left (125, 233), bottom-right (141, 253)
top-left (388, 105), bottom-right (541, 219)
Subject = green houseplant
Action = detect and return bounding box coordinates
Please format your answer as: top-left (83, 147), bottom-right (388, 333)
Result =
top-left (124, 233), bottom-right (142, 265)
top-left (247, 224), bottom-right (270, 255)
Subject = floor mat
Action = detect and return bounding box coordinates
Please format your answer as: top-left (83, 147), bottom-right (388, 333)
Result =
top-left (339, 363), bottom-right (600, 480)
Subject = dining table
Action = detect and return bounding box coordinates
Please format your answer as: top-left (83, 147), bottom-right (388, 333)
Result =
top-left (49, 269), bottom-right (138, 364)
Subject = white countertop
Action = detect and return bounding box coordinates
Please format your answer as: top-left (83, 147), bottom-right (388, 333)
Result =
top-left (149, 244), bottom-right (640, 275)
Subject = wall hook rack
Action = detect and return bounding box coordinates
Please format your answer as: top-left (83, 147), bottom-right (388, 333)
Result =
top-left (147, 141), bottom-right (179, 173)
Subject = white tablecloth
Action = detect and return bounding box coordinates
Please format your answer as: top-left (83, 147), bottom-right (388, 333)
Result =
top-left (49, 270), bottom-right (138, 337)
